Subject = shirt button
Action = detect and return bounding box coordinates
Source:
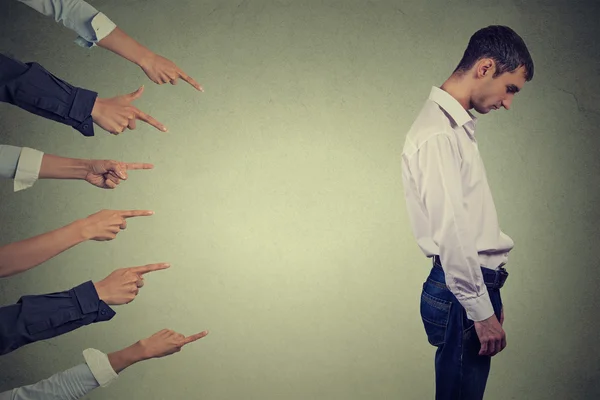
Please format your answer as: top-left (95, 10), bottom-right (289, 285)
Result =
top-left (83, 124), bottom-right (89, 130)
top-left (100, 310), bottom-right (106, 315)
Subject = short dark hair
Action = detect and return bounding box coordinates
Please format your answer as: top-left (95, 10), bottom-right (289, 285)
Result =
top-left (453, 25), bottom-right (534, 81)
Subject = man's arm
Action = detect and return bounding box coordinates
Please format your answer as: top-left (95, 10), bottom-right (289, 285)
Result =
top-left (406, 133), bottom-right (493, 321)
top-left (0, 281), bottom-right (115, 355)
top-left (406, 133), bottom-right (506, 356)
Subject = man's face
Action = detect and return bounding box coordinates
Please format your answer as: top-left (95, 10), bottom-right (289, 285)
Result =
top-left (471, 64), bottom-right (527, 114)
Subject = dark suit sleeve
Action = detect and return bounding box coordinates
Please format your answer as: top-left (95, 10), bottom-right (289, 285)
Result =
top-left (0, 281), bottom-right (115, 355)
top-left (0, 53), bottom-right (97, 137)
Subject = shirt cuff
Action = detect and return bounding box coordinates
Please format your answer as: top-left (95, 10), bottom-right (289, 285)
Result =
top-left (14, 147), bottom-right (44, 192)
top-left (460, 290), bottom-right (494, 322)
top-left (74, 12), bottom-right (117, 48)
top-left (72, 281), bottom-right (116, 322)
top-left (83, 348), bottom-right (118, 388)
top-left (69, 88), bottom-right (97, 137)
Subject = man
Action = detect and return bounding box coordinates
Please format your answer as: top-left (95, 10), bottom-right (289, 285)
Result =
top-left (401, 25), bottom-right (534, 399)
top-left (0, 327), bottom-right (209, 399)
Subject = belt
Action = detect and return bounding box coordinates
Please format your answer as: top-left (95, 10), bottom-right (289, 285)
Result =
top-left (432, 255), bottom-right (509, 290)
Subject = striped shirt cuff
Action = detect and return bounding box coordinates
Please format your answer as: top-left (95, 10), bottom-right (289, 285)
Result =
top-left (14, 147), bottom-right (44, 192)
top-left (82, 348), bottom-right (118, 388)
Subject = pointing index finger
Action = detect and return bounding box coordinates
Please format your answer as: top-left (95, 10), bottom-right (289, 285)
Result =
top-left (120, 210), bottom-right (154, 218)
top-left (179, 70), bottom-right (203, 92)
top-left (183, 330), bottom-right (209, 345)
top-left (125, 162), bottom-right (154, 170)
top-left (134, 108), bottom-right (168, 132)
top-left (133, 262), bottom-right (171, 275)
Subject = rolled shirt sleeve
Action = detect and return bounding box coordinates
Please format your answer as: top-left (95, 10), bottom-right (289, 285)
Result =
top-left (0, 145), bottom-right (44, 192)
top-left (0, 348), bottom-right (118, 400)
top-left (16, 0), bottom-right (117, 47)
top-left (408, 133), bottom-right (494, 321)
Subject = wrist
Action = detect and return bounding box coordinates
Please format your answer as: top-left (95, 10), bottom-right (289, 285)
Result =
top-left (91, 97), bottom-right (104, 121)
top-left (108, 343), bottom-right (145, 374)
top-left (130, 340), bottom-right (150, 362)
top-left (137, 49), bottom-right (155, 68)
top-left (71, 158), bottom-right (92, 180)
top-left (93, 281), bottom-right (109, 304)
top-left (68, 218), bottom-right (92, 242)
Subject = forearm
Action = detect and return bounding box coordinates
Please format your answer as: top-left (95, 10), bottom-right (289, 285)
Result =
top-left (97, 27), bottom-right (153, 67)
top-left (39, 153), bottom-right (91, 180)
top-left (108, 342), bottom-right (147, 374)
top-left (0, 221), bottom-right (86, 277)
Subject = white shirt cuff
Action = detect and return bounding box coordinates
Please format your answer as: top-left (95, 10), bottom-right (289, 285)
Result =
top-left (14, 147), bottom-right (43, 192)
top-left (83, 348), bottom-right (118, 388)
top-left (75, 12), bottom-right (117, 48)
top-left (460, 290), bottom-right (494, 322)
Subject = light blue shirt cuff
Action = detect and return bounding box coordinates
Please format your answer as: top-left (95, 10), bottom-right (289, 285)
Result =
top-left (74, 12), bottom-right (117, 48)
top-left (14, 147), bottom-right (44, 192)
top-left (17, 0), bottom-right (116, 48)
top-left (82, 348), bottom-right (119, 387)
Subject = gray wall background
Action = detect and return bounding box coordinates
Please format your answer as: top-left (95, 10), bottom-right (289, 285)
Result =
top-left (1, 0), bottom-right (599, 399)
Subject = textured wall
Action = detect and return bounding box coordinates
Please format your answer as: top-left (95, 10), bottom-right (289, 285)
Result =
top-left (0, 0), bottom-right (599, 399)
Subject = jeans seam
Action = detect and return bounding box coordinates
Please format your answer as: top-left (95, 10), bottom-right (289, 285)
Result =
top-left (458, 304), bottom-right (464, 399)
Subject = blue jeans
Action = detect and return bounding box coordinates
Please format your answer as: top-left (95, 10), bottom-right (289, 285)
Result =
top-left (420, 257), bottom-right (507, 400)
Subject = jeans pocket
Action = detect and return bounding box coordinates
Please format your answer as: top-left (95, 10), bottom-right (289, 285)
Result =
top-left (420, 290), bottom-right (452, 346)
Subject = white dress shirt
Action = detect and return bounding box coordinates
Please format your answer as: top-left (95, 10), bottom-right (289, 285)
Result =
top-left (17, 0), bottom-right (117, 47)
top-left (0, 348), bottom-right (118, 400)
top-left (0, 145), bottom-right (44, 192)
top-left (401, 86), bottom-right (514, 321)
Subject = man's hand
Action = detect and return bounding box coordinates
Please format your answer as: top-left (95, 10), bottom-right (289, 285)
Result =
top-left (91, 86), bottom-right (167, 135)
top-left (138, 329), bottom-right (209, 359)
top-left (139, 53), bottom-right (203, 91)
top-left (474, 314), bottom-right (506, 357)
top-left (94, 263), bottom-right (170, 305)
top-left (84, 159), bottom-right (154, 189)
top-left (77, 209), bottom-right (154, 241)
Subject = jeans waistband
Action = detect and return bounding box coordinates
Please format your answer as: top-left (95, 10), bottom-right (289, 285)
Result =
top-left (432, 255), bottom-right (509, 290)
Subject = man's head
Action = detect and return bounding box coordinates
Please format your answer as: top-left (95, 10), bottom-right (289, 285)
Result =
top-left (453, 25), bottom-right (534, 114)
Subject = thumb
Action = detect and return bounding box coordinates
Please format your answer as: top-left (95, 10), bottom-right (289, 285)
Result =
top-left (130, 85), bottom-right (145, 100)
top-left (107, 161), bottom-right (127, 179)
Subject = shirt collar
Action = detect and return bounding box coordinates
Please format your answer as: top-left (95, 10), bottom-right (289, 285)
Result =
top-left (429, 86), bottom-right (477, 135)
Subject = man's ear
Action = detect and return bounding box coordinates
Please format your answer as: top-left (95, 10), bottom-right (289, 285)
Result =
top-left (477, 58), bottom-right (494, 78)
